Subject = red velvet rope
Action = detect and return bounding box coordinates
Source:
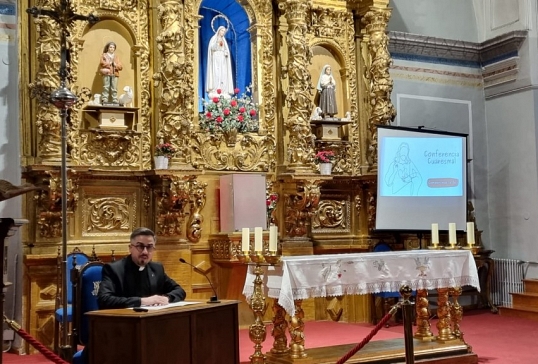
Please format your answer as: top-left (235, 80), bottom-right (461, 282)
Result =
top-left (335, 307), bottom-right (398, 364)
top-left (4, 316), bottom-right (69, 364)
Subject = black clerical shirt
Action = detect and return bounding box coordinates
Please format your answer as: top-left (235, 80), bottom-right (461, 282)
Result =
top-left (97, 256), bottom-right (187, 309)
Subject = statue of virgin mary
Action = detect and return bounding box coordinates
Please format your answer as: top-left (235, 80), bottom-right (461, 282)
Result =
top-left (206, 25), bottom-right (234, 98)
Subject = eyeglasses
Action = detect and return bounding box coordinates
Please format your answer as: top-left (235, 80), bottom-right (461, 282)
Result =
top-left (130, 244), bottom-right (156, 253)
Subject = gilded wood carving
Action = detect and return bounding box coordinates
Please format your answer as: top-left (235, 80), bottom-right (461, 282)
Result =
top-left (20, 0), bottom-right (396, 349)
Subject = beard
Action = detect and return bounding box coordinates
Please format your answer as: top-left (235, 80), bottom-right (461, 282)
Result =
top-left (136, 254), bottom-right (150, 266)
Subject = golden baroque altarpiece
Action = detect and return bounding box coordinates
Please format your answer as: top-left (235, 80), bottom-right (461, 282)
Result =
top-left (18, 0), bottom-right (395, 350)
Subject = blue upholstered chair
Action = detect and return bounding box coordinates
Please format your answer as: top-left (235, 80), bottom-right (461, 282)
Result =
top-left (372, 242), bottom-right (415, 327)
top-left (72, 261), bottom-right (104, 364)
top-left (54, 249), bottom-right (90, 353)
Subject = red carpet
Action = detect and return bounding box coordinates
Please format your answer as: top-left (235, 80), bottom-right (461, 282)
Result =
top-left (239, 320), bottom-right (404, 363)
top-left (3, 309), bottom-right (535, 363)
top-left (238, 309), bottom-right (538, 364)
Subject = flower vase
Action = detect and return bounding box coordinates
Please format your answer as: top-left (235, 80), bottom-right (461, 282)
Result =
top-left (319, 162), bottom-right (332, 175)
top-left (223, 129), bottom-right (238, 147)
top-left (154, 156), bottom-right (169, 169)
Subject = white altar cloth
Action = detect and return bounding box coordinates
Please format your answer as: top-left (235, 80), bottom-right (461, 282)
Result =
top-left (243, 250), bottom-right (480, 316)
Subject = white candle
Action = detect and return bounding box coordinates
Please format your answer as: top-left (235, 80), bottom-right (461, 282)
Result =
top-left (241, 228), bottom-right (250, 252)
top-left (467, 222), bottom-right (475, 246)
top-left (448, 223), bottom-right (457, 245)
top-left (254, 227), bottom-right (263, 252)
top-left (269, 225), bottom-right (278, 252)
top-left (431, 223), bottom-right (439, 246)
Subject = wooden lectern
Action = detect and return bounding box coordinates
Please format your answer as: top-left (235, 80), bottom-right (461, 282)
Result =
top-left (86, 300), bottom-right (240, 364)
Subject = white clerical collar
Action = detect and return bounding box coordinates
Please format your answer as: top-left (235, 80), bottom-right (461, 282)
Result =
top-left (138, 266), bottom-right (145, 271)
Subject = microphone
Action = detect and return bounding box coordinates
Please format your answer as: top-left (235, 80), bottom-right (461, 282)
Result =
top-left (179, 258), bottom-right (220, 303)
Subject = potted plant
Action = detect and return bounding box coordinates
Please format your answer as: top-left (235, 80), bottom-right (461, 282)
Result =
top-left (199, 87), bottom-right (259, 146)
top-left (314, 150), bottom-right (336, 175)
top-left (154, 141), bottom-right (176, 169)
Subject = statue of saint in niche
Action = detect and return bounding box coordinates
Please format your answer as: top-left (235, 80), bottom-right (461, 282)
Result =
top-left (316, 65), bottom-right (338, 118)
top-left (99, 41), bottom-right (123, 104)
top-left (206, 24), bottom-right (234, 99)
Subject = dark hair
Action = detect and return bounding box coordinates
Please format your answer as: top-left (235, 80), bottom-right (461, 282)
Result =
top-left (130, 227), bottom-right (156, 242)
top-left (103, 42), bottom-right (117, 53)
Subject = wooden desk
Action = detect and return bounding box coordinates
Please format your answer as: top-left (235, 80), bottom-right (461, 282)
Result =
top-left (86, 300), bottom-right (240, 364)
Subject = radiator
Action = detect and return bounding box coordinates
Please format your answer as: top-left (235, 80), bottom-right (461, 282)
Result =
top-left (491, 258), bottom-right (525, 307)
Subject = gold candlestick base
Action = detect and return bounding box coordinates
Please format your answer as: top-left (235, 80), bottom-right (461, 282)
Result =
top-left (238, 252), bottom-right (249, 263)
top-left (428, 245), bottom-right (440, 250)
top-left (249, 253), bottom-right (264, 264)
top-left (264, 252), bottom-right (281, 265)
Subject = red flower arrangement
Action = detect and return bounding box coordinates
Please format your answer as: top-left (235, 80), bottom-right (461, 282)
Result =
top-left (314, 150), bottom-right (336, 164)
top-left (200, 87), bottom-right (259, 134)
top-left (155, 142), bottom-right (176, 159)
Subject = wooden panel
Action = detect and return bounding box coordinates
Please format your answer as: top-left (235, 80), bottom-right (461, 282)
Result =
top-left (88, 300), bottom-right (239, 364)
top-left (192, 305), bottom-right (238, 363)
top-left (23, 255), bottom-right (57, 353)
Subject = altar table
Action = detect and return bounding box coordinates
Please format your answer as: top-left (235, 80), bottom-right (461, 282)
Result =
top-left (243, 249), bottom-right (480, 316)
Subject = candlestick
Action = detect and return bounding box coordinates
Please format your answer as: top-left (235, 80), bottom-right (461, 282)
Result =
top-left (269, 225), bottom-right (278, 252)
top-left (242, 228), bottom-right (250, 252)
top-left (448, 223), bottom-right (456, 246)
top-left (467, 222), bottom-right (475, 246)
top-left (254, 227), bottom-right (263, 252)
top-left (431, 223), bottom-right (439, 247)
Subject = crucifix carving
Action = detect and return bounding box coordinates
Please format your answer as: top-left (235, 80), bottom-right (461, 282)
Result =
top-left (26, 1), bottom-right (99, 359)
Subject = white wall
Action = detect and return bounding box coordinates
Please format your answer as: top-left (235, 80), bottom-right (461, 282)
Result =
top-left (479, 0), bottom-right (533, 41)
top-left (388, 0), bottom-right (538, 267)
top-left (485, 90), bottom-right (538, 262)
top-left (389, 0), bottom-right (480, 42)
top-left (483, 1), bottom-right (538, 268)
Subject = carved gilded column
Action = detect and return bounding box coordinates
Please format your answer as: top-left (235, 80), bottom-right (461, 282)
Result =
top-left (366, 189), bottom-right (376, 233)
top-left (282, 0), bottom-right (315, 173)
top-left (450, 287), bottom-right (463, 339)
top-left (251, 1), bottom-right (276, 142)
top-left (34, 171), bottom-right (79, 240)
top-left (29, 18), bottom-right (62, 163)
top-left (186, 177), bottom-right (207, 243)
top-left (270, 299), bottom-right (289, 355)
top-left (436, 287), bottom-right (456, 342)
top-left (361, 5), bottom-right (395, 171)
top-left (152, 175), bottom-right (206, 242)
top-left (283, 180), bottom-right (321, 239)
top-left (414, 289), bottom-right (434, 340)
top-left (131, 0), bottom-right (152, 170)
top-left (154, 176), bottom-right (190, 238)
top-left (154, 1), bottom-right (193, 167)
top-left (289, 299), bottom-right (307, 359)
top-left (68, 38), bottom-right (92, 163)
top-left (343, 10), bottom-right (362, 176)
